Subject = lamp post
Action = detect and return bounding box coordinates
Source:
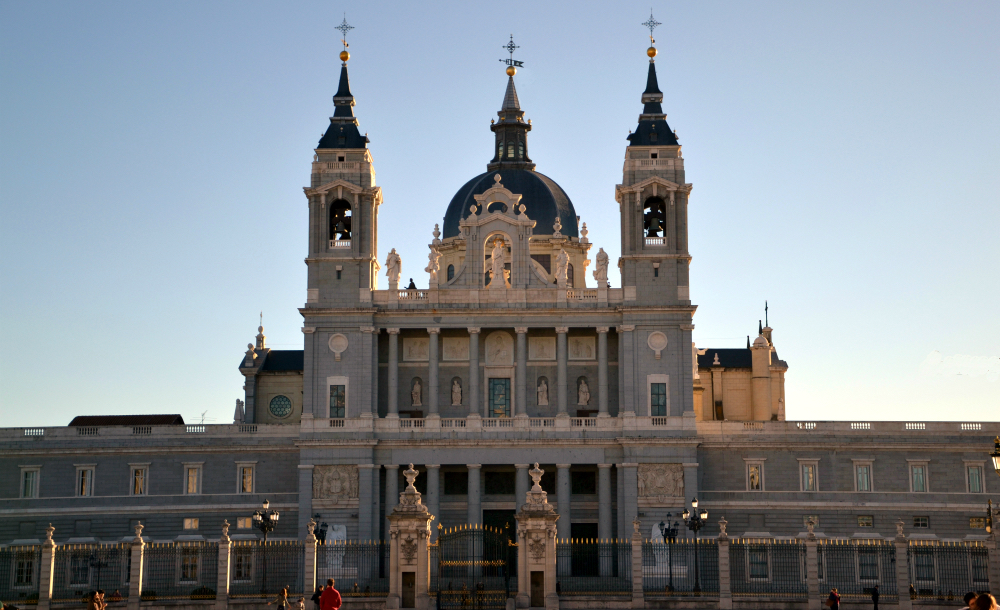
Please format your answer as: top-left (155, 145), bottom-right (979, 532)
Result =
top-left (312, 514), bottom-right (329, 544)
top-left (657, 514), bottom-right (680, 592)
top-left (252, 499), bottom-right (280, 594)
top-left (681, 498), bottom-right (708, 593)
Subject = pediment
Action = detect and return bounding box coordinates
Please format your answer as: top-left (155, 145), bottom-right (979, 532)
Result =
top-left (304, 180), bottom-right (381, 204)
top-left (615, 177), bottom-right (692, 203)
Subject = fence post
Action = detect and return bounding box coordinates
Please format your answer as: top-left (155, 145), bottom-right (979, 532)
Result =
top-left (987, 532), bottom-right (999, 597)
top-left (630, 518), bottom-right (643, 609)
top-left (805, 520), bottom-right (820, 610)
top-left (894, 520), bottom-right (911, 610)
top-left (36, 524), bottom-right (56, 610)
top-left (717, 518), bottom-right (731, 610)
top-left (127, 522), bottom-right (145, 610)
top-left (303, 519), bottom-right (318, 599)
top-left (215, 521), bottom-right (231, 610)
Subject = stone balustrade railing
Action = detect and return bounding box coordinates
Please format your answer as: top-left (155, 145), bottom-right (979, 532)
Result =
top-left (0, 423), bottom-right (297, 440)
top-left (371, 287), bottom-right (625, 307)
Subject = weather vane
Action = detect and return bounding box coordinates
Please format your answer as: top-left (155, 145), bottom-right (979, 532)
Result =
top-left (499, 34), bottom-right (524, 75)
top-left (335, 15), bottom-right (354, 51)
top-left (642, 10), bottom-right (661, 46)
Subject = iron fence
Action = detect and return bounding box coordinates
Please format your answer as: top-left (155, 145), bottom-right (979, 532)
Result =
top-left (317, 540), bottom-right (388, 597)
top-left (436, 525), bottom-right (514, 610)
top-left (642, 538), bottom-right (719, 596)
top-left (819, 539), bottom-right (897, 601)
top-left (554, 539), bottom-right (631, 597)
top-left (0, 545), bottom-right (41, 606)
top-left (228, 540), bottom-right (304, 600)
top-left (140, 541), bottom-right (216, 601)
top-left (729, 539), bottom-right (807, 599)
top-left (908, 540), bottom-right (988, 601)
top-left (52, 544), bottom-right (131, 604)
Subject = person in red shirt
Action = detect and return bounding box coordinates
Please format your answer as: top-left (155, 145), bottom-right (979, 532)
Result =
top-left (319, 579), bottom-right (342, 610)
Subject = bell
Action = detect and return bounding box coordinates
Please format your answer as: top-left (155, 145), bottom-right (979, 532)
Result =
top-left (647, 217), bottom-right (661, 236)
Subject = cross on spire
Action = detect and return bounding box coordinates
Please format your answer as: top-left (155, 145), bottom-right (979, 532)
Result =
top-left (499, 34), bottom-right (524, 72)
top-left (642, 10), bottom-right (661, 45)
top-left (335, 16), bottom-right (354, 50)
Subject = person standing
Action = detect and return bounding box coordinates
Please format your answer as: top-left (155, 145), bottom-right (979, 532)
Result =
top-left (320, 579), bottom-right (342, 610)
top-left (871, 585), bottom-right (879, 610)
top-left (267, 587), bottom-right (289, 610)
top-left (825, 587), bottom-right (840, 610)
top-left (310, 585), bottom-right (323, 610)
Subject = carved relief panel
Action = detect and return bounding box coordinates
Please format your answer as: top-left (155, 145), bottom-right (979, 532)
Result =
top-left (637, 464), bottom-right (684, 503)
top-left (313, 465), bottom-right (360, 501)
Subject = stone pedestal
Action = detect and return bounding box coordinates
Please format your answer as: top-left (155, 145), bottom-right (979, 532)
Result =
top-left (514, 464), bottom-right (560, 610)
top-left (630, 519), bottom-right (643, 609)
top-left (215, 522), bottom-right (231, 610)
top-left (127, 523), bottom-right (145, 610)
top-left (718, 519), bottom-right (731, 610)
top-left (387, 465), bottom-right (435, 610)
top-left (894, 520), bottom-right (912, 610)
top-left (37, 525), bottom-right (56, 610)
top-left (804, 520), bottom-right (819, 610)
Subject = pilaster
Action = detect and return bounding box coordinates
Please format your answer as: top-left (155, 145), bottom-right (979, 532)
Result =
top-left (596, 328), bottom-right (609, 417)
top-left (556, 465), bottom-right (571, 542)
top-left (515, 328), bottom-right (528, 417)
top-left (468, 328), bottom-right (481, 417)
top-left (387, 329), bottom-right (400, 417)
top-left (215, 521), bottom-right (231, 610)
top-left (556, 328), bottom-right (568, 416)
top-left (358, 464), bottom-right (376, 541)
top-left (630, 518), bottom-right (644, 609)
top-left (427, 329), bottom-right (440, 417)
top-left (468, 464), bottom-right (482, 524)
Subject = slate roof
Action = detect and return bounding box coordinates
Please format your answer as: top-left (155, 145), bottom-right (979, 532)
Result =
top-left (260, 350), bottom-right (304, 372)
top-left (317, 64), bottom-right (369, 150)
top-left (697, 348), bottom-right (788, 369)
top-left (69, 414), bottom-right (185, 426)
top-left (443, 169), bottom-right (578, 239)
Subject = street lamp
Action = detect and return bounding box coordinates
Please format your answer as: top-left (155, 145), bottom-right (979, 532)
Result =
top-left (658, 514), bottom-right (679, 592)
top-left (252, 499), bottom-right (280, 594)
top-left (313, 514), bottom-right (329, 544)
top-left (680, 498), bottom-right (708, 593)
top-left (990, 436), bottom-right (1000, 479)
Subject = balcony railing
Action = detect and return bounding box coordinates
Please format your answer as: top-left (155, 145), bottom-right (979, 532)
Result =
top-left (328, 239), bottom-right (351, 249)
top-left (645, 236), bottom-right (665, 246)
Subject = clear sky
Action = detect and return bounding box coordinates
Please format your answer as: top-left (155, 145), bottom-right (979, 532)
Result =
top-left (1, 1), bottom-right (997, 427)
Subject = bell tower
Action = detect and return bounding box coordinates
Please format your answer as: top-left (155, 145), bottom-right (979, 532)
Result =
top-left (614, 20), bottom-right (692, 307)
top-left (303, 27), bottom-right (382, 309)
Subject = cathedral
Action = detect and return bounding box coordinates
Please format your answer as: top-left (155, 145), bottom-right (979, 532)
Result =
top-left (0, 35), bottom-right (995, 549)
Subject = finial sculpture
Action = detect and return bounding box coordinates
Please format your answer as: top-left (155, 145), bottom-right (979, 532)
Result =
top-left (221, 519), bottom-right (230, 542)
top-left (404, 463), bottom-right (418, 491)
top-left (580, 222), bottom-right (589, 243)
top-left (133, 521), bottom-right (144, 542)
top-left (529, 463), bottom-right (544, 491)
top-left (718, 517), bottom-right (728, 537)
top-left (46, 523), bottom-right (55, 542)
top-left (552, 216), bottom-right (563, 238)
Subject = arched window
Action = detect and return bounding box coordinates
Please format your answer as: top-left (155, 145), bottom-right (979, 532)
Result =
top-left (269, 395), bottom-right (292, 418)
top-left (447, 264), bottom-right (455, 281)
top-left (518, 142), bottom-right (524, 158)
top-left (643, 197), bottom-right (667, 238)
top-left (329, 199), bottom-right (352, 241)
top-left (567, 263), bottom-right (575, 288)
top-left (507, 143), bottom-right (515, 158)
top-left (498, 142), bottom-right (504, 159)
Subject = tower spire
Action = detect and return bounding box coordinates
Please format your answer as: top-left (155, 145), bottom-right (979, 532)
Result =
top-left (488, 35), bottom-right (534, 171)
top-left (627, 11), bottom-right (678, 147)
top-left (318, 17), bottom-right (369, 150)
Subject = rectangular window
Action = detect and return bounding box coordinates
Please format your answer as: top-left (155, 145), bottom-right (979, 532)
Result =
top-left (184, 465), bottom-right (202, 495)
top-left (236, 517), bottom-right (253, 529)
top-left (913, 516), bottom-right (929, 529)
top-left (910, 464), bottom-right (927, 492)
top-left (180, 548), bottom-right (199, 582)
top-left (650, 383), bottom-right (667, 416)
top-left (14, 551), bottom-right (35, 586)
top-left (970, 517), bottom-right (986, 529)
top-left (968, 465), bottom-right (983, 493)
top-left (20, 469), bottom-right (39, 499)
top-left (330, 385), bottom-right (346, 418)
top-left (76, 468), bottom-right (94, 497)
top-left (747, 463), bottom-right (763, 491)
top-left (489, 378), bottom-right (511, 418)
top-left (239, 465), bottom-right (254, 494)
top-left (858, 515), bottom-right (874, 528)
top-left (855, 463), bottom-right (872, 492)
top-left (183, 518), bottom-right (199, 530)
top-left (131, 467), bottom-right (147, 496)
top-left (801, 463), bottom-right (817, 492)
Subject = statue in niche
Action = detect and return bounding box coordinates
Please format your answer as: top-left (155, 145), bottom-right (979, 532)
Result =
top-left (593, 248), bottom-right (609, 284)
top-left (577, 378), bottom-right (590, 406)
top-left (451, 379), bottom-right (462, 406)
top-left (385, 249), bottom-right (402, 287)
top-left (411, 379), bottom-right (422, 407)
top-left (425, 247), bottom-right (441, 284)
top-left (537, 378), bottom-right (549, 406)
top-left (554, 250), bottom-right (569, 287)
top-left (489, 236), bottom-right (507, 288)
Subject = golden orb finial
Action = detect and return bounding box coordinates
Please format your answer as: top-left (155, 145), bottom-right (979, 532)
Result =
top-left (506, 65), bottom-right (516, 77)
top-left (647, 46), bottom-right (657, 59)
top-left (340, 50), bottom-right (350, 63)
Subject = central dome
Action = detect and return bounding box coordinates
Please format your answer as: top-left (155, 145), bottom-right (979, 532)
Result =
top-left (442, 169), bottom-right (578, 239)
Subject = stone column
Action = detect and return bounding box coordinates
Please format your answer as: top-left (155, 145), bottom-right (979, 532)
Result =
top-left (388, 329), bottom-right (400, 417)
top-left (804, 521), bottom-right (819, 610)
top-left (385, 465), bottom-right (400, 536)
top-left (467, 464), bottom-right (482, 525)
top-left (37, 525), bottom-right (56, 610)
top-left (426, 465), bottom-right (440, 541)
top-left (515, 327), bottom-right (528, 417)
top-left (386, 465), bottom-right (434, 610)
top-left (556, 465), bottom-right (571, 541)
top-left (427, 328), bottom-right (440, 417)
top-left (515, 465), bottom-right (530, 511)
top-left (597, 327), bottom-right (609, 417)
top-left (894, 520), bottom-right (912, 610)
top-left (468, 328), bottom-right (481, 417)
top-left (298, 465), bottom-right (315, 538)
top-left (358, 464), bottom-right (375, 541)
top-left (216, 522), bottom-right (231, 610)
top-left (556, 328), bottom-right (568, 416)
top-left (126, 524), bottom-right (144, 610)
top-left (718, 518), bottom-right (732, 610)
top-left (514, 464), bottom-right (560, 610)
top-left (597, 465), bottom-right (612, 541)
top-left (630, 518), bottom-right (644, 609)
top-left (303, 520), bottom-right (318, 601)
top-left (619, 463), bottom-right (638, 533)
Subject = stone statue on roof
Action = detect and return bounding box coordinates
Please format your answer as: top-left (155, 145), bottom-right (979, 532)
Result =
top-left (385, 248), bottom-right (401, 288)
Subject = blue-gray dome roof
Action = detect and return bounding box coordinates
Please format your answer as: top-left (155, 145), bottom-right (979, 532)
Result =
top-left (443, 169), bottom-right (578, 239)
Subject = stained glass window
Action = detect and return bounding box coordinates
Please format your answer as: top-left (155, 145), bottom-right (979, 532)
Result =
top-left (330, 385), bottom-right (346, 418)
top-left (489, 378), bottom-right (510, 418)
top-left (269, 395), bottom-right (292, 418)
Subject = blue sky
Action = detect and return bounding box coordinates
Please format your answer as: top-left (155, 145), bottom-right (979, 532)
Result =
top-left (1, 1), bottom-right (997, 427)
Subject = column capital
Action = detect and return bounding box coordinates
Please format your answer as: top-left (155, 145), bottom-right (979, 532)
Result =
top-left (467, 327), bottom-right (481, 335)
top-left (617, 325), bottom-right (636, 332)
top-left (384, 464), bottom-right (400, 470)
top-left (387, 328), bottom-right (401, 335)
top-left (515, 327), bottom-right (528, 334)
top-left (555, 327), bottom-right (569, 334)
top-left (360, 326), bottom-right (377, 334)
top-left (425, 464), bottom-right (441, 469)
top-left (596, 327), bottom-right (610, 334)
top-left (597, 463), bottom-right (613, 469)
top-left (556, 464), bottom-right (572, 469)
top-left (514, 464), bottom-right (531, 469)
top-left (427, 328), bottom-right (441, 335)
top-left (466, 464), bottom-right (482, 469)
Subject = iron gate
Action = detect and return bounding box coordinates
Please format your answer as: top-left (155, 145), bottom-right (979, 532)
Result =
top-left (434, 525), bottom-right (515, 610)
